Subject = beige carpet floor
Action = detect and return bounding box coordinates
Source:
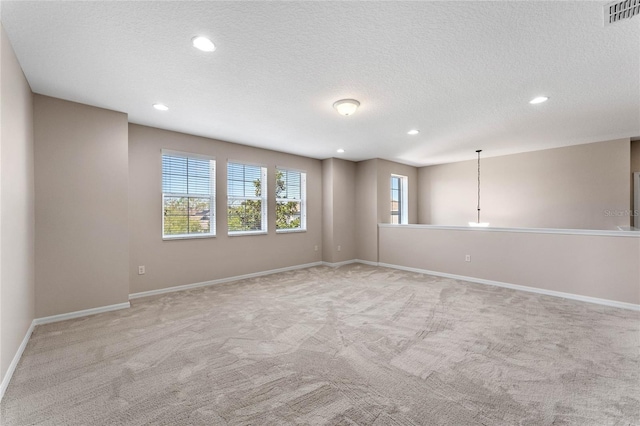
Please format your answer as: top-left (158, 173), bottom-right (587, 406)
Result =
top-left (2, 264), bottom-right (639, 425)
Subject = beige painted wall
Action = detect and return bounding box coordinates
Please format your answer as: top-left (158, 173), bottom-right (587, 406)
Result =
top-left (355, 159), bottom-right (378, 262)
top-left (0, 25), bottom-right (35, 383)
top-left (129, 124), bottom-right (322, 293)
top-left (322, 159), bottom-right (334, 262)
top-left (354, 159), bottom-right (418, 262)
top-left (419, 138), bottom-right (631, 230)
top-left (321, 158), bottom-right (356, 263)
top-left (379, 225), bottom-right (640, 305)
top-left (632, 140), bottom-right (640, 173)
top-left (34, 96), bottom-right (129, 317)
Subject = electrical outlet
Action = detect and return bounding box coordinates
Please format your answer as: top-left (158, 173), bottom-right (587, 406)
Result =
top-left (465, 255), bottom-right (471, 262)
top-left (337, 245), bottom-right (342, 252)
top-left (314, 245), bottom-right (318, 251)
top-left (138, 265), bottom-right (146, 275)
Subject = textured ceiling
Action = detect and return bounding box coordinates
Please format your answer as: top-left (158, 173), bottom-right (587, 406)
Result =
top-left (1, 1), bottom-right (638, 165)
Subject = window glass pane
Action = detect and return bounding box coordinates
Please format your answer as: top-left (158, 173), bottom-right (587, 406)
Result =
top-left (391, 175), bottom-right (406, 225)
top-left (287, 172), bottom-right (301, 199)
top-left (189, 197), bottom-right (211, 234)
top-left (276, 201), bottom-right (301, 229)
top-left (162, 155), bottom-right (213, 195)
top-left (245, 181), bottom-right (257, 197)
top-left (228, 179), bottom-right (243, 198)
top-left (164, 196), bottom-right (189, 235)
top-left (391, 177), bottom-right (399, 190)
top-left (162, 156), bottom-right (188, 193)
top-left (227, 162), bottom-right (266, 233)
top-left (188, 175), bottom-right (210, 195)
top-left (187, 158), bottom-right (210, 177)
top-left (162, 153), bottom-right (215, 237)
top-left (228, 163), bottom-right (262, 197)
top-left (228, 199), bottom-right (262, 232)
top-left (276, 169), bottom-right (305, 230)
top-left (276, 172), bottom-right (286, 198)
top-left (277, 169), bottom-right (303, 200)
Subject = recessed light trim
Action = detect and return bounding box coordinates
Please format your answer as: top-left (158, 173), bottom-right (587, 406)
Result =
top-left (333, 99), bottom-right (360, 116)
top-left (192, 36), bottom-right (216, 52)
top-left (337, 148), bottom-right (345, 153)
top-left (407, 129), bottom-right (420, 135)
top-left (153, 103), bottom-right (169, 111)
top-left (529, 96), bottom-right (549, 104)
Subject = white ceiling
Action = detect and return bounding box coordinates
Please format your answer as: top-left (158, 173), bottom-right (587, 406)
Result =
top-left (1, 1), bottom-right (638, 166)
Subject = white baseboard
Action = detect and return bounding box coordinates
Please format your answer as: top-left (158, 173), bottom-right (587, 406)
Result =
top-left (377, 262), bottom-right (640, 312)
top-left (129, 261), bottom-right (324, 300)
top-left (323, 259), bottom-right (379, 267)
top-left (33, 302), bottom-right (131, 326)
top-left (354, 259), bottom-right (379, 267)
top-left (322, 260), bottom-right (358, 267)
top-left (1, 320), bottom-right (35, 402)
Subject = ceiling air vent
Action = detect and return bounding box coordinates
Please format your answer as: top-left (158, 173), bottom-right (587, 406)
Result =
top-left (604, 0), bottom-right (640, 25)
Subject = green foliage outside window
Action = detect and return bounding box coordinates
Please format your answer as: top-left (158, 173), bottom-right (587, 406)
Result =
top-left (163, 197), bottom-right (211, 235)
top-left (276, 170), bottom-right (302, 230)
top-left (226, 170), bottom-right (302, 232)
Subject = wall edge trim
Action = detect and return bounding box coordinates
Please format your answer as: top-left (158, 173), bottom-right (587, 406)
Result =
top-left (129, 261), bottom-right (324, 300)
top-left (0, 320), bottom-right (35, 402)
top-left (377, 262), bottom-right (640, 311)
top-left (378, 224), bottom-right (640, 238)
top-left (33, 302), bottom-right (131, 326)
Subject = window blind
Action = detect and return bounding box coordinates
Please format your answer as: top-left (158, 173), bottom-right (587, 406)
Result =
top-left (276, 168), bottom-right (306, 231)
top-left (162, 153), bottom-right (215, 238)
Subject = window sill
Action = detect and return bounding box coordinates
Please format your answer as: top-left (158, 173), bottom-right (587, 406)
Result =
top-left (163, 234), bottom-right (216, 241)
top-left (228, 231), bottom-right (268, 237)
top-left (276, 229), bottom-right (307, 234)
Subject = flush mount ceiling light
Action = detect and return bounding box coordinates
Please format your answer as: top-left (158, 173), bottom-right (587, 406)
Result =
top-left (336, 148), bottom-right (345, 153)
top-left (153, 103), bottom-right (169, 111)
top-left (407, 129), bottom-right (420, 135)
top-left (529, 96), bottom-right (549, 104)
top-left (333, 99), bottom-right (360, 116)
top-left (192, 36), bottom-right (216, 52)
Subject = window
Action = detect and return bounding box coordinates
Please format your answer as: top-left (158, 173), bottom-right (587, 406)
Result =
top-left (276, 168), bottom-right (306, 232)
top-left (391, 174), bottom-right (408, 224)
top-left (227, 162), bottom-right (267, 234)
top-left (162, 151), bottom-right (215, 239)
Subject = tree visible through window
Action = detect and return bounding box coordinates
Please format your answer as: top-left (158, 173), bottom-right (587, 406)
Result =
top-left (227, 162), bottom-right (267, 233)
top-left (162, 152), bottom-right (215, 238)
top-left (276, 169), bottom-right (306, 231)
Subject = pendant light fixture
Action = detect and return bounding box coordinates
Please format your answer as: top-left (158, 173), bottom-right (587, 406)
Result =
top-left (469, 149), bottom-right (490, 227)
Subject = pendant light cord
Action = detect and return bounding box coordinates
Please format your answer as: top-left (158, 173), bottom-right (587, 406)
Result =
top-left (476, 150), bottom-right (482, 223)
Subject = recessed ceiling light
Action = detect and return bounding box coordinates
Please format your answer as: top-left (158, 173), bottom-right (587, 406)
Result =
top-left (192, 36), bottom-right (216, 52)
top-left (337, 148), bottom-right (345, 153)
top-left (333, 99), bottom-right (360, 116)
top-left (529, 96), bottom-right (549, 104)
top-left (407, 129), bottom-right (420, 135)
top-left (153, 103), bottom-right (169, 111)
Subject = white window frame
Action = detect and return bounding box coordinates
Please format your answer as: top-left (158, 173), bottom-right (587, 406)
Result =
top-left (162, 149), bottom-right (216, 240)
top-left (227, 161), bottom-right (268, 236)
top-left (391, 174), bottom-right (408, 225)
top-left (276, 168), bottom-right (307, 233)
